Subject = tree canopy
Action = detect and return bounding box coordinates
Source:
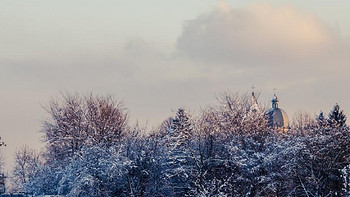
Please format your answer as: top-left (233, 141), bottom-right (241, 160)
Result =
top-left (12, 92), bottom-right (350, 197)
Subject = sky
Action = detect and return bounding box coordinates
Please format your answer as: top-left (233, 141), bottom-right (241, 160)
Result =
top-left (1, 0), bottom-right (350, 171)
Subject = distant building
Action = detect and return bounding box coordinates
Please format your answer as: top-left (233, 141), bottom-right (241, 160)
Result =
top-left (248, 91), bottom-right (260, 113)
top-left (266, 94), bottom-right (290, 131)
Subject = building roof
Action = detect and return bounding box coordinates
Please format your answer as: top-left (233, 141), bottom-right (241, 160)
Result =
top-left (267, 94), bottom-right (289, 130)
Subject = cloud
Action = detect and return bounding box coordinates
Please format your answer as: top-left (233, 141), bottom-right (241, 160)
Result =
top-left (176, 2), bottom-right (340, 66)
top-left (174, 2), bottom-right (350, 118)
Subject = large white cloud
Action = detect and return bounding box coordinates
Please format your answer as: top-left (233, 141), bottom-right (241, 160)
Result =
top-left (177, 2), bottom-right (340, 66)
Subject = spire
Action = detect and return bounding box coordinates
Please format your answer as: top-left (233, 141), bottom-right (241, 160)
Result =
top-left (251, 85), bottom-right (258, 105)
top-left (251, 91), bottom-right (258, 106)
top-left (248, 86), bottom-right (260, 113)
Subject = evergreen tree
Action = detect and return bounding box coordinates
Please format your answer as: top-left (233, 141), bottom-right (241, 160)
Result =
top-left (163, 108), bottom-right (196, 196)
top-left (328, 104), bottom-right (347, 128)
top-left (316, 111), bottom-right (327, 127)
top-left (168, 108), bottom-right (193, 148)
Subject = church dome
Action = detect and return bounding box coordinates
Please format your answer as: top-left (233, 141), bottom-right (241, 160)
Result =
top-left (267, 94), bottom-right (289, 130)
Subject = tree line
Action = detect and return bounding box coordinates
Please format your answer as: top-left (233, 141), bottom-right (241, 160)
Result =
top-left (8, 92), bottom-right (350, 196)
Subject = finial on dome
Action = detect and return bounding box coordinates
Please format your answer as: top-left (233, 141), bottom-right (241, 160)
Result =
top-left (272, 94), bottom-right (279, 109)
top-left (251, 85), bottom-right (255, 96)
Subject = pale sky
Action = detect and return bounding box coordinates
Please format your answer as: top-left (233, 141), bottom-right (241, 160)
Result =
top-left (1, 0), bottom-right (350, 171)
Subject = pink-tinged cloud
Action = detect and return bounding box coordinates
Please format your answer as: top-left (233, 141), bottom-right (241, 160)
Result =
top-left (177, 3), bottom-right (339, 65)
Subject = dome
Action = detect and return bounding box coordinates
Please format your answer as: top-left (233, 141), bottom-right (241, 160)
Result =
top-left (266, 94), bottom-right (289, 130)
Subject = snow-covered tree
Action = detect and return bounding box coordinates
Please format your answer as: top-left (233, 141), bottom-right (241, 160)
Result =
top-left (25, 164), bottom-right (61, 195)
top-left (42, 93), bottom-right (86, 164)
top-left (216, 93), bottom-right (248, 135)
top-left (24, 91), bottom-right (350, 196)
top-left (12, 145), bottom-right (41, 192)
top-left (192, 94), bottom-right (269, 195)
top-left (293, 111), bottom-right (317, 130)
top-left (163, 108), bottom-right (197, 196)
top-left (84, 94), bottom-right (128, 146)
top-left (328, 103), bottom-right (347, 128)
top-left (124, 130), bottom-right (166, 196)
top-left (168, 108), bottom-right (193, 148)
top-left (61, 145), bottom-right (131, 197)
top-left (289, 126), bottom-right (350, 196)
top-left (25, 144), bottom-right (132, 196)
top-left (42, 93), bottom-right (128, 165)
top-left (0, 137), bottom-right (6, 174)
top-left (316, 111), bottom-right (327, 127)
top-left (342, 164), bottom-right (350, 196)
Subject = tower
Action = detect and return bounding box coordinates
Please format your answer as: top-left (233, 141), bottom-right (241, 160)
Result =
top-left (266, 94), bottom-right (289, 131)
top-left (249, 91), bottom-right (260, 113)
top-left (247, 86), bottom-right (260, 113)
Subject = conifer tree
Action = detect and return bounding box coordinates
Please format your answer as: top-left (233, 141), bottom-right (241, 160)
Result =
top-left (168, 108), bottom-right (193, 149)
top-left (163, 108), bottom-right (196, 196)
top-left (316, 111), bottom-right (327, 127)
top-left (328, 104), bottom-right (347, 128)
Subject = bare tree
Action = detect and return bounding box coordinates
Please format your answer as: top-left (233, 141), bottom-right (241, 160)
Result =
top-left (292, 110), bottom-right (317, 131)
top-left (85, 94), bottom-right (128, 146)
top-left (12, 145), bottom-right (41, 192)
top-left (42, 92), bottom-right (128, 164)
